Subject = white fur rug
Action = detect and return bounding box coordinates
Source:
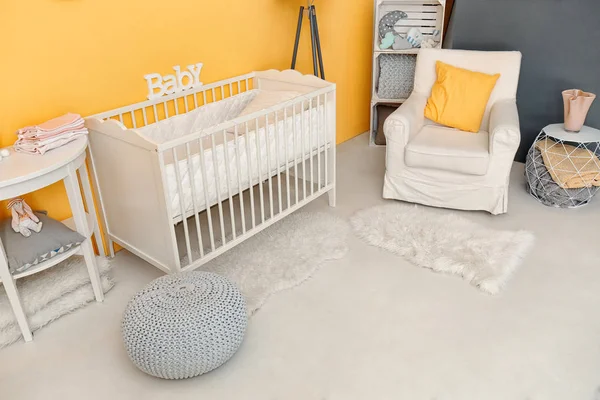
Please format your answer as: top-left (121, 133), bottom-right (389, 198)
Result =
top-left (351, 204), bottom-right (534, 294)
top-left (193, 212), bottom-right (349, 314)
top-left (0, 256), bottom-right (113, 348)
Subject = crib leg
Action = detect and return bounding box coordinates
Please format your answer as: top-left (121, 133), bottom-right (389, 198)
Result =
top-left (108, 238), bottom-right (115, 258)
top-left (328, 187), bottom-right (336, 207)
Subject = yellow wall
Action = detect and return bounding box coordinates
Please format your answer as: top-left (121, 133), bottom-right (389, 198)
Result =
top-left (0, 0), bottom-right (373, 221)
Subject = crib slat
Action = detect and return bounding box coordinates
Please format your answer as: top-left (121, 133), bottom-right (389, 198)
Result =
top-left (274, 111), bottom-right (283, 214)
top-left (233, 125), bottom-right (246, 234)
top-left (174, 99), bottom-right (179, 116)
top-left (186, 142), bottom-right (204, 258)
top-left (309, 98), bottom-right (314, 196)
top-left (163, 102), bottom-right (169, 118)
top-left (244, 122), bottom-right (256, 229)
top-left (237, 81), bottom-right (241, 95)
top-left (152, 104), bottom-right (159, 123)
top-left (172, 147), bottom-right (193, 265)
top-left (198, 137), bottom-right (216, 252)
top-left (293, 103), bottom-right (299, 206)
top-left (222, 129), bottom-right (237, 240)
top-left (118, 114), bottom-right (124, 124)
top-left (264, 114), bottom-right (274, 219)
top-left (317, 96), bottom-right (321, 191)
top-left (212, 88), bottom-right (216, 103)
top-left (130, 111), bottom-right (137, 129)
top-left (193, 92), bottom-right (199, 109)
top-left (301, 101), bottom-right (307, 201)
top-left (324, 95), bottom-right (329, 187)
top-left (184, 96), bottom-right (189, 113)
top-left (203, 91), bottom-right (207, 106)
top-left (228, 83), bottom-right (233, 98)
top-left (142, 107), bottom-right (148, 126)
top-left (210, 135), bottom-right (227, 246)
top-left (283, 107), bottom-right (291, 209)
top-left (220, 86), bottom-right (225, 101)
top-left (255, 118), bottom-right (265, 224)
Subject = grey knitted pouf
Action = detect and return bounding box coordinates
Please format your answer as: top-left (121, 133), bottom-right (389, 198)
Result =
top-left (122, 271), bottom-right (247, 379)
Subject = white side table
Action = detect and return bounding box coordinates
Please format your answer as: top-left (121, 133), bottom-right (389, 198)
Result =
top-left (0, 137), bottom-right (105, 342)
top-left (525, 124), bottom-right (600, 208)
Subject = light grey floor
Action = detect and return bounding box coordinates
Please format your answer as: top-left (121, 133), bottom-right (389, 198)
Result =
top-left (2, 133), bottom-right (600, 400)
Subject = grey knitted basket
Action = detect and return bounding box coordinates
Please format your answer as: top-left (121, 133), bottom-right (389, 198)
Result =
top-left (122, 271), bottom-right (247, 379)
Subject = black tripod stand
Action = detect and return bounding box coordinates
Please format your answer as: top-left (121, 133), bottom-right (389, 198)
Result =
top-left (291, 1), bottom-right (325, 79)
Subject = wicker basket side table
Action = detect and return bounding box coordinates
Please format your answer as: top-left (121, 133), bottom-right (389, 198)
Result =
top-left (525, 123), bottom-right (600, 208)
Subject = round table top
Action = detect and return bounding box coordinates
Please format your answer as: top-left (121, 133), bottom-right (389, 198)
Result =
top-left (0, 136), bottom-right (88, 189)
top-left (543, 124), bottom-right (600, 143)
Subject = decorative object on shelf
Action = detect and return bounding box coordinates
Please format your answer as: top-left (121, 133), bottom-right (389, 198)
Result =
top-left (392, 35), bottom-right (412, 50)
top-left (351, 203), bottom-right (535, 295)
top-left (562, 89), bottom-right (596, 132)
top-left (0, 212), bottom-right (84, 273)
top-left (420, 38), bottom-right (437, 48)
top-left (377, 54), bottom-right (416, 100)
top-left (291, 0), bottom-right (325, 79)
top-left (6, 199), bottom-right (42, 238)
top-left (14, 113), bottom-right (88, 155)
top-left (380, 32), bottom-right (396, 49)
top-left (378, 10), bottom-right (408, 38)
top-left (122, 271), bottom-right (247, 380)
top-left (144, 63), bottom-right (203, 100)
top-left (525, 123), bottom-right (600, 208)
top-left (0, 256), bottom-right (113, 349)
top-left (406, 27), bottom-right (424, 48)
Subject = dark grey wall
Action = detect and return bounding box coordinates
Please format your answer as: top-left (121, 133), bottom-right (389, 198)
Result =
top-left (447, 0), bottom-right (600, 161)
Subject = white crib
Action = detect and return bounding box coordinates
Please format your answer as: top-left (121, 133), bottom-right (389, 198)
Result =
top-left (86, 70), bottom-right (336, 273)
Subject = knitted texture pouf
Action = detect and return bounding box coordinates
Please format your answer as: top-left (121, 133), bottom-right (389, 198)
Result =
top-left (122, 271), bottom-right (247, 379)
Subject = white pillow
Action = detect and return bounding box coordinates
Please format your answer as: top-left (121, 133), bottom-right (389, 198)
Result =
top-left (238, 90), bottom-right (303, 117)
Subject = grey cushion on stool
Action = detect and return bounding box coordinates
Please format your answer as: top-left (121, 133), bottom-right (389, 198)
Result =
top-left (122, 271), bottom-right (247, 379)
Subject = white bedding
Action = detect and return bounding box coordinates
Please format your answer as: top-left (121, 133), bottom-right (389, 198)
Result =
top-left (138, 92), bottom-right (328, 220)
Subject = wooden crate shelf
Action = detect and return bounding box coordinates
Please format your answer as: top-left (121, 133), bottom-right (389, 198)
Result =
top-left (369, 0), bottom-right (445, 146)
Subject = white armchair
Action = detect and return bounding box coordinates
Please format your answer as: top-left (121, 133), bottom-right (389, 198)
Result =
top-left (383, 49), bottom-right (522, 215)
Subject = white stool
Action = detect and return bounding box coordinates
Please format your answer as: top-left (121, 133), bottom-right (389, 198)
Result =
top-left (0, 137), bottom-right (105, 342)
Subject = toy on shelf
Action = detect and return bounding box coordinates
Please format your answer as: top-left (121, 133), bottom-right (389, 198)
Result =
top-left (378, 10), bottom-right (407, 38)
top-left (393, 36), bottom-right (412, 50)
top-left (7, 198), bottom-right (43, 237)
top-left (380, 32), bottom-right (396, 49)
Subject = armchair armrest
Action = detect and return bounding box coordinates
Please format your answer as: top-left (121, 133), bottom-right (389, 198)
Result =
top-left (488, 99), bottom-right (521, 155)
top-left (383, 93), bottom-right (428, 146)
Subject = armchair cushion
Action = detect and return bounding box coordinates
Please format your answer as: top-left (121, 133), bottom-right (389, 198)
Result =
top-left (405, 125), bottom-right (490, 176)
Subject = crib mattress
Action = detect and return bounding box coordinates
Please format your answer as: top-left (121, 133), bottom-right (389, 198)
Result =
top-left (148, 107), bottom-right (327, 220)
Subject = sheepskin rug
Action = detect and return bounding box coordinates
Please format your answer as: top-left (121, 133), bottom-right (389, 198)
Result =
top-left (0, 256), bottom-right (113, 348)
top-left (351, 203), bottom-right (534, 294)
top-left (195, 212), bottom-right (349, 314)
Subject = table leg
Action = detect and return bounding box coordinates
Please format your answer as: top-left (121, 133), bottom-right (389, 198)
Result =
top-left (0, 245), bottom-right (33, 342)
top-left (64, 165), bottom-right (104, 302)
top-left (78, 163), bottom-right (106, 258)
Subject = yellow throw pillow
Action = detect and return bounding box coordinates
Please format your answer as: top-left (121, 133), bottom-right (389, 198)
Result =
top-left (424, 61), bottom-right (500, 133)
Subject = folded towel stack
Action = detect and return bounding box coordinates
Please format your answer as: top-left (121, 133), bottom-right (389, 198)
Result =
top-left (14, 113), bottom-right (88, 155)
top-left (535, 138), bottom-right (600, 189)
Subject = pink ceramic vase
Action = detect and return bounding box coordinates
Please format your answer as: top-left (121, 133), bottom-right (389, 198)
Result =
top-left (562, 89), bottom-right (596, 132)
